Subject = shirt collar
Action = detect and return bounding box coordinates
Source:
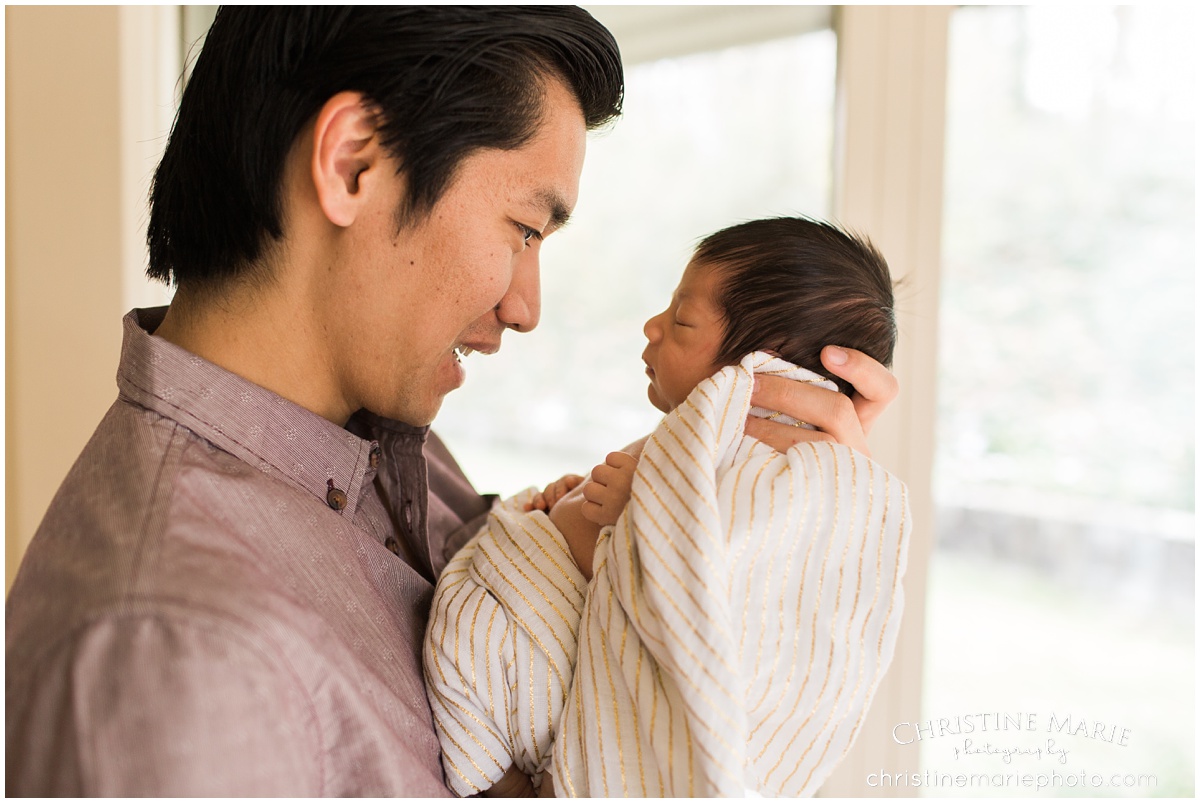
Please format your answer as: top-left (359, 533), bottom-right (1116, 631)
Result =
top-left (117, 307), bottom-right (378, 517)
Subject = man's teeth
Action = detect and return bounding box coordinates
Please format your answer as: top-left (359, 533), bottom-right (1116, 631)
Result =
top-left (454, 346), bottom-right (474, 361)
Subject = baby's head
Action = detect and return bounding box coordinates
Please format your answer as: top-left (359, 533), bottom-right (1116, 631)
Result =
top-left (642, 216), bottom-right (895, 413)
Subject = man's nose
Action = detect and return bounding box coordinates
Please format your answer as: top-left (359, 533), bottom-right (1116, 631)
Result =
top-left (496, 252), bottom-right (541, 333)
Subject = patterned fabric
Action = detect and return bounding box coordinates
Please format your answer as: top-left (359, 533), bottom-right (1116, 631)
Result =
top-left (424, 492), bottom-right (588, 795)
top-left (5, 307), bottom-right (491, 796)
top-left (426, 353), bottom-right (911, 797)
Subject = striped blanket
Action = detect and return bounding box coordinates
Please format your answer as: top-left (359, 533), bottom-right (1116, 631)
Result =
top-left (424, 353), bottom-right (911, 796)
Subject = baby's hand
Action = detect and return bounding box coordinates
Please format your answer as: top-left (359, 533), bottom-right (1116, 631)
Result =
top-left (524, 474), bottom-right (585, 512)
top-left (581, 451), bottom-right (637, 527)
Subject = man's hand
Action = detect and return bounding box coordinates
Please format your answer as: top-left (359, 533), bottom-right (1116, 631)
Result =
top-left (524, 474), bottom-right (585, 512)
top-left (745, 346), bottom-right (898, 457)
top-left (580, 451), bottom-right (637, 527)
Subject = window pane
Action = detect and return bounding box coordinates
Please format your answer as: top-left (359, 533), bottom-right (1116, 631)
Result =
top-left (927, 6), bottom-right (1194, 796)
top-left (436, 29), bottom-right (837, 496)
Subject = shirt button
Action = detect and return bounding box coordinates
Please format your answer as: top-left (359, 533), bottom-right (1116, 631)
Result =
top-left (369, 444), bottom-right (381, 469)
top-left (326, 480), bottom-right (348, 511)
top-left (385, 537), bottom-right (401, 556)
top-left (403, 500), bottom-right (413, 526)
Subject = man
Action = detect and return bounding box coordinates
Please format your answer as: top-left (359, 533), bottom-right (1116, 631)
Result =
top-left (6, 7), bottom-right (896, 796)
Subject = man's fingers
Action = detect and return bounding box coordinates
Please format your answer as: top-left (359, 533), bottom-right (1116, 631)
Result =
top-left (820, 346), bottom-right (898, 436)
top-left (743, 415), bottom-right (836, 452)
top-left (752, 375), bottom-right (860, 432)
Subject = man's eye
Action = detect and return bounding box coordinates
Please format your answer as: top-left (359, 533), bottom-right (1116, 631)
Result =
top-left (517, 223), bottom-right (541, 246)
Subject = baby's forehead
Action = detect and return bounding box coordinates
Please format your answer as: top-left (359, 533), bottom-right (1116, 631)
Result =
top-left (678, 258), bottom-right (731, 299)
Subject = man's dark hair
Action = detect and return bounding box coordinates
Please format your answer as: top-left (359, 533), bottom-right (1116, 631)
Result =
top-left (697, 216), bottom-right (896, 396)
top-left (147, 6), bottom-right (623, 290)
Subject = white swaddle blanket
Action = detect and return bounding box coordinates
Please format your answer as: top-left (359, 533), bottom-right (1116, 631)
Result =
top-left (424, 490), bottom-right (586, 795)
top-left (424, 352), bottom-right (911, 797)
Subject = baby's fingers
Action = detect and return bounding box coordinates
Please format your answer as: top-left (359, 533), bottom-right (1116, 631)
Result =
top-left (581, 479), bottom-right (605, 504)
top-left (543, 473), bottom-right (586, 508)
top-left (581, 498), bottom-right (620, 527)
top-left (604, 451), bottom-right (637, 472)
top-left (581, 481), bottom-right (615, 511)
top-left (581, 480), bottom-right (624, 526)
top-left (580, 499), bottom-right (604, 525)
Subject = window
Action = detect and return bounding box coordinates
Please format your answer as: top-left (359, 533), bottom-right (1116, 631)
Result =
top-left (925, 6), bottom-right (1194, 795)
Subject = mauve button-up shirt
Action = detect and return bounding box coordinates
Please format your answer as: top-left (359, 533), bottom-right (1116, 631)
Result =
top-left (5, 307), bottom-right (495, 796)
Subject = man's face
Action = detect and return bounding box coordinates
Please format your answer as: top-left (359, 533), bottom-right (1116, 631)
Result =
top-left (641, 259), bottom-right (728, 413)
top-left (327, 79), bottom-right (587, 426)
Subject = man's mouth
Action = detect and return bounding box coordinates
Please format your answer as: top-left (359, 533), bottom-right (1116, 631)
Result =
top-left (453, 340), bottom-right (502, 363)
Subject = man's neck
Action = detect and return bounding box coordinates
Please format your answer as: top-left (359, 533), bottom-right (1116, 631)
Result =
top-left (154, 280), bottom-right (354, 426)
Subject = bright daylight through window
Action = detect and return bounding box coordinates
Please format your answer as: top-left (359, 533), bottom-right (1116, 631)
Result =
top-left (924, 5), bottom-right (1194, 797)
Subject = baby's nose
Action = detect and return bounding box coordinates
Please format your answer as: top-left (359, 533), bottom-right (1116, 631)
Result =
top-left (643, 312), bottom-right (664, 341)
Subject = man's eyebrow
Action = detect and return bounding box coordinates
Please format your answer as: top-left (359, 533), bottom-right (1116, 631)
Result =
top-left (536, 189), bottom-right (572, 231)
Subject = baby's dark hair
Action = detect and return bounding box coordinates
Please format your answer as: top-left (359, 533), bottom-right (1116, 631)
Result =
top-left (696, 216), bottom-right (896, 396)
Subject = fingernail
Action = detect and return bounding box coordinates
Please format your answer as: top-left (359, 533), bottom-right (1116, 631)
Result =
top-left (825, 346), bottom-right (848, 366)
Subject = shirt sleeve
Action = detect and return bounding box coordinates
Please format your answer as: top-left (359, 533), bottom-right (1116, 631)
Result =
top-left (8, 610), bottom-right (323, 796)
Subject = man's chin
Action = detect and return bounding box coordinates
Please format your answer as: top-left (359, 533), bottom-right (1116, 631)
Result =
top-left (369, 394), bottom-right (445, 429)
top-left (393, 360), bottom-right (463, 426)
top-left (408, 397), bottom-right (445, 428)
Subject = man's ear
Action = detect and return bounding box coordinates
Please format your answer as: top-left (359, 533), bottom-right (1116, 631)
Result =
top-left (311, 91), bottom-right (384, 227)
